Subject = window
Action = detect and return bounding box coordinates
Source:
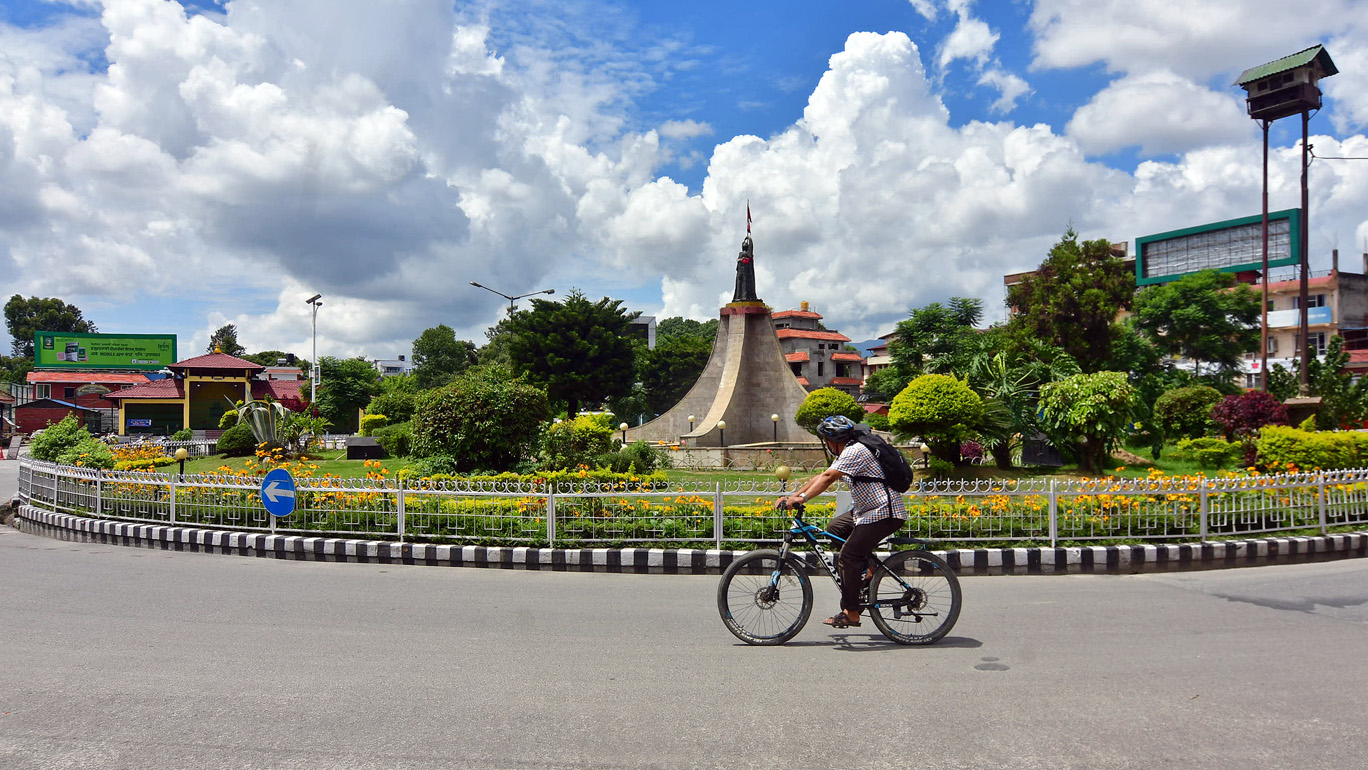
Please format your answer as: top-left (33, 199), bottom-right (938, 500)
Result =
top-left (63, 387), bottom-right (76, 399)
top-left (790, 363), bottom-right (803, 377)
top-left (1245, 373), bottom-right (1262, 389)
top-left (1305, 332), bottom-right (1327, 356)
top-left (35, 384), bottom-right (51, 399)
top-left (817, 361), bottom-right (825, 377)
top-left (1292, 294), bottom-right (1327, 309)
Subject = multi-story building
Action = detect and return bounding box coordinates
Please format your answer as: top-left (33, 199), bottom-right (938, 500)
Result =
top-left (371, 355), bottom-right (413, 378)
top-left (1245, 252), bottom-right (1368, 387)
top-left (771, 302), bottom-right (865, 395)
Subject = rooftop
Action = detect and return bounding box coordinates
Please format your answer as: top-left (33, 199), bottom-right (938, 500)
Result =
top-left (169, 352), bottom-right (265, 372)
top-left (775, 329), bottom-right (851, 343)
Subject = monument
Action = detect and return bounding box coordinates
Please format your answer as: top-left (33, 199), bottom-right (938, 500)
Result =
top-left (626, 227), bottom-right (815, 447)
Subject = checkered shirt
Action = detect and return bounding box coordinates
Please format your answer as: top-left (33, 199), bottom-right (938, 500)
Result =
top-left (830, 441), bottom-right (908, 525)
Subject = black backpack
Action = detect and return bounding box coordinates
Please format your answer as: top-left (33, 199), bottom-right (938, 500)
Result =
top-left (847, 427), bottom-right (915, 493)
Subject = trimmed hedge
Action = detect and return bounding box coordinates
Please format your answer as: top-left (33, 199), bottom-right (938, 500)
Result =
top-left (1255, 425), bottom-right (1368, 471)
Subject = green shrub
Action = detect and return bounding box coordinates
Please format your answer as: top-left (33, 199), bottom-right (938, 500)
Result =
top-left (55, 436), bottom-right (115, 469)
top-left (30, 415), bottom-right (91, 462)
top-left (372, 421), bottom-right (412, 458)
top-left (359, 414), bottom-right (389, 437)
top-left (1038, 371), bottom-right (1136, 474)
top-left (1153, 385), bottom-right (1222, 441)
top-left (594, 440), bottom-right (667, 473)
top-left (1298, 415), bottom-right (1317, 432)
top-left (409, 365), bottom-right (549, 472)
top-left (1255, 425), bottom-right (1368, 471)
top-left (366, 390), bottom-right (416, 423)
top-left (888, 374), bottom-right (983, 464)
top-left (540, 415), bottom-right (614, 471)
top-left (171, 428), bottom-right (194, 441)
top-left (114, 456), bottom-right (178, 472)
top-left (408, 454), bottom-right (462, 477)
top-left (1173, 437), bottom-right (1241, 469)
top-left (218, 409), bottom-right (239, 429)
top-left (794, 387), bottom-right (864, 434)
top-left (863, 412), bottom-right (890, 432)
top-left (215, 423), bottom-right (257, 457)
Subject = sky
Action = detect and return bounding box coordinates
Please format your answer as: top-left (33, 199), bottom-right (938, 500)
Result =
top-left (2, 0), bottom-right (1367, 362)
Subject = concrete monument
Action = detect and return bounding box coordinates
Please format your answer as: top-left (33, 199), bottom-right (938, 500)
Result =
top-left (626, 229), bottom-right (815, 447)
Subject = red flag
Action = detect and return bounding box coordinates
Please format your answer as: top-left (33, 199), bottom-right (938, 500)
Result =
top-left (746, 201), bottom-right (752, 233)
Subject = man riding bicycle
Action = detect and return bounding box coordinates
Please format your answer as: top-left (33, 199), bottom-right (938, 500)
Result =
top-left (775, 415), bottom-right (907, 629)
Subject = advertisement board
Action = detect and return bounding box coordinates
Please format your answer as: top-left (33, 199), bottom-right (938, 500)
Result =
top-left (1136, 208), bottom-right (1302, 285)
top-left (34, 332), bottom-right (177, 371)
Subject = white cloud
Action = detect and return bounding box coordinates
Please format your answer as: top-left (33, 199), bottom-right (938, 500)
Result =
top-left (1030, 0), bottom-right (1366, 80)
top-left (907, 0), bottom-right (938, 21)
top-left (1, 1), bottom-right (1365, 359)
top-left (1067, 71), bottom-right (1251, 156)
top-left (938, 14), bottom-right (997, 69)
top-left (978, 68), bottom-right (1031, 114)
top-left (659, 119), bottom-right (712, 140)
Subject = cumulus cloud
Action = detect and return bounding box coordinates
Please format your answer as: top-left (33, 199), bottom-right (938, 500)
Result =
top-left (1030, 0), bottom-right (1365, 79)
top-left (1, 0), bottom-right (1365, 359)
top-left (1067, 71), bottom-right (1251, 156)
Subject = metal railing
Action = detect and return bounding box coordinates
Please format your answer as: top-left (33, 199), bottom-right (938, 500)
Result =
top-left (16, 457), bottom-right (1368, 548)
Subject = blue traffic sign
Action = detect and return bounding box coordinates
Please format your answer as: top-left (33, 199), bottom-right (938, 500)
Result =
top-left (260, 468), bottom-right (297, 517)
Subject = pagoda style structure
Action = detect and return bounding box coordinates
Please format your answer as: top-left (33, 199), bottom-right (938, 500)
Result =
top-left (626, 230), bottom-right (814, 447)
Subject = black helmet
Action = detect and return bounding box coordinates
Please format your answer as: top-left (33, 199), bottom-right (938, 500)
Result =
top-left (815, 415), bottom-right (859, 444)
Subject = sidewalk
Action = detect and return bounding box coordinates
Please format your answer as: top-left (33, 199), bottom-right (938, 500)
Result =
top-left (0, 453), bottom-right (18, 508)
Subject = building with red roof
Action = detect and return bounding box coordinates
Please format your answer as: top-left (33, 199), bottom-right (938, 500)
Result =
top-left (771, 301), bottom-right (865, 396)
top-left (105, 351), bottom-right (306, 436)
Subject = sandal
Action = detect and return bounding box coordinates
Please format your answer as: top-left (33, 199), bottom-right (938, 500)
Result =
top-left (823, 611), bottom-right (861, 628)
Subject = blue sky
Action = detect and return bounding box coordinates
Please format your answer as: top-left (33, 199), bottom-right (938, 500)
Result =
top-left (2, 0), bottom-right (1367, 361)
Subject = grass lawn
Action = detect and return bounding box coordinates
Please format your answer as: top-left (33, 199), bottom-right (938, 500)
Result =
top-left (181, 451), bottom-right (413, 479)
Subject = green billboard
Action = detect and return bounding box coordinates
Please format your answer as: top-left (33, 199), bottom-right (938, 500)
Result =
top-left (34, 332), bottom-right (177, 371)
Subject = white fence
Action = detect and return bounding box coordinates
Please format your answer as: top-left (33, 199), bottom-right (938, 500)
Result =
top-left (16, 457), bottom-right (1368, 548)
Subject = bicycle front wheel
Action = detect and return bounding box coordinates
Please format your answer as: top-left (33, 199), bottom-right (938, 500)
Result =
top-left (717, 549), bottom-right (813, 645)
top-left (868, 550), bottom-right (961, 645)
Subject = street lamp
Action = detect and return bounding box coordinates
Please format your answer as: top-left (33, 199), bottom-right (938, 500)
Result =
top-left (469, 281), bottom-right (555, 313)
top-left (775, 464), bottom-right (791, 493)
top-left (771, 413), bottom-right (779, 443)
top-left (717, 420), bottom-right (726, 447)
top-left (687, 414), bottom-right (695, 433)
top-left (305, 294), bottom-right (323, 406)
top-left (619, 422), bottom-right (629, 444)
top-left (175, 447), bottom-right (188, 480)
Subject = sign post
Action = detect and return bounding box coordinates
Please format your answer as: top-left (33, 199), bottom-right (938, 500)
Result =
top-left (260, 468), bottom-right (297, 520)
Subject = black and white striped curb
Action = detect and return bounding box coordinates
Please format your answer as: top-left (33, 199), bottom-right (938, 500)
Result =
top-left (14, 505), bottom-right (1368, 575)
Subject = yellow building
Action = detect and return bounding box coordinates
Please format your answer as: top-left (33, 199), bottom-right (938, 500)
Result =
top-left (105, 352), bottom-right (305, 436)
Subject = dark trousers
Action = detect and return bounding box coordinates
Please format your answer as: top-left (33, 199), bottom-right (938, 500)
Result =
top-left (827, 511), bottom-right (905, 612)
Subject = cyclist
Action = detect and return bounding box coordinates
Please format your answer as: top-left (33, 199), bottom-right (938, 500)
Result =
top-left (775, 415), bottom-right (907, 628)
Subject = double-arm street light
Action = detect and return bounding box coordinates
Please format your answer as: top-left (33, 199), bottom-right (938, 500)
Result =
top-left (305, 293), bottom-right (323, 405)
top-left (469, 282), bottom-right (555, 313)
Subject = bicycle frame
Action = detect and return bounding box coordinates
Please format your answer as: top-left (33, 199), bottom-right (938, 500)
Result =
top-left (773, 505), bottom-right (926, 613)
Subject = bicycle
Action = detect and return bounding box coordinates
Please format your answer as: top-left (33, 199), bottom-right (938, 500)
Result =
top-left (717, 503), bottom-right (961, 646)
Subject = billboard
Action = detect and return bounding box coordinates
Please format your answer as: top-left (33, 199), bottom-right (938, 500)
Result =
top-left (1136, 208), bottom-right (1302, 285)
top-left (34, 332), bottom-right (177, 371)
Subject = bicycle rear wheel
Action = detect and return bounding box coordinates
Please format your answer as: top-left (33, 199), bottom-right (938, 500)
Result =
top-left (868, 550), bottom-right (961, 645)
top-left (717, 549), bottom-right (813, 645)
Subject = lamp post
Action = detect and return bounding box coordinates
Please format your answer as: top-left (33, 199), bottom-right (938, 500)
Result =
top-left (775, 464), bottom-right (791, 493)
top-left (619, 422), bottom-right (629, 445)
top-left (175, 447), bottom-right (188, 480)
top-left (687, 414), bottom-right (695, 433)
top-left (717, 420), bottom-right (726, 447)
top-left (771, 413), bottom-right (779, 443)
top-left (305, 294), bottom-right (323, 406)
top-left (469, 282), bottom-right (555, 313)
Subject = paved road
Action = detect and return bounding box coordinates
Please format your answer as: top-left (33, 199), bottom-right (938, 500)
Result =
top-left (1, 523), bottom-right (1366, 770)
